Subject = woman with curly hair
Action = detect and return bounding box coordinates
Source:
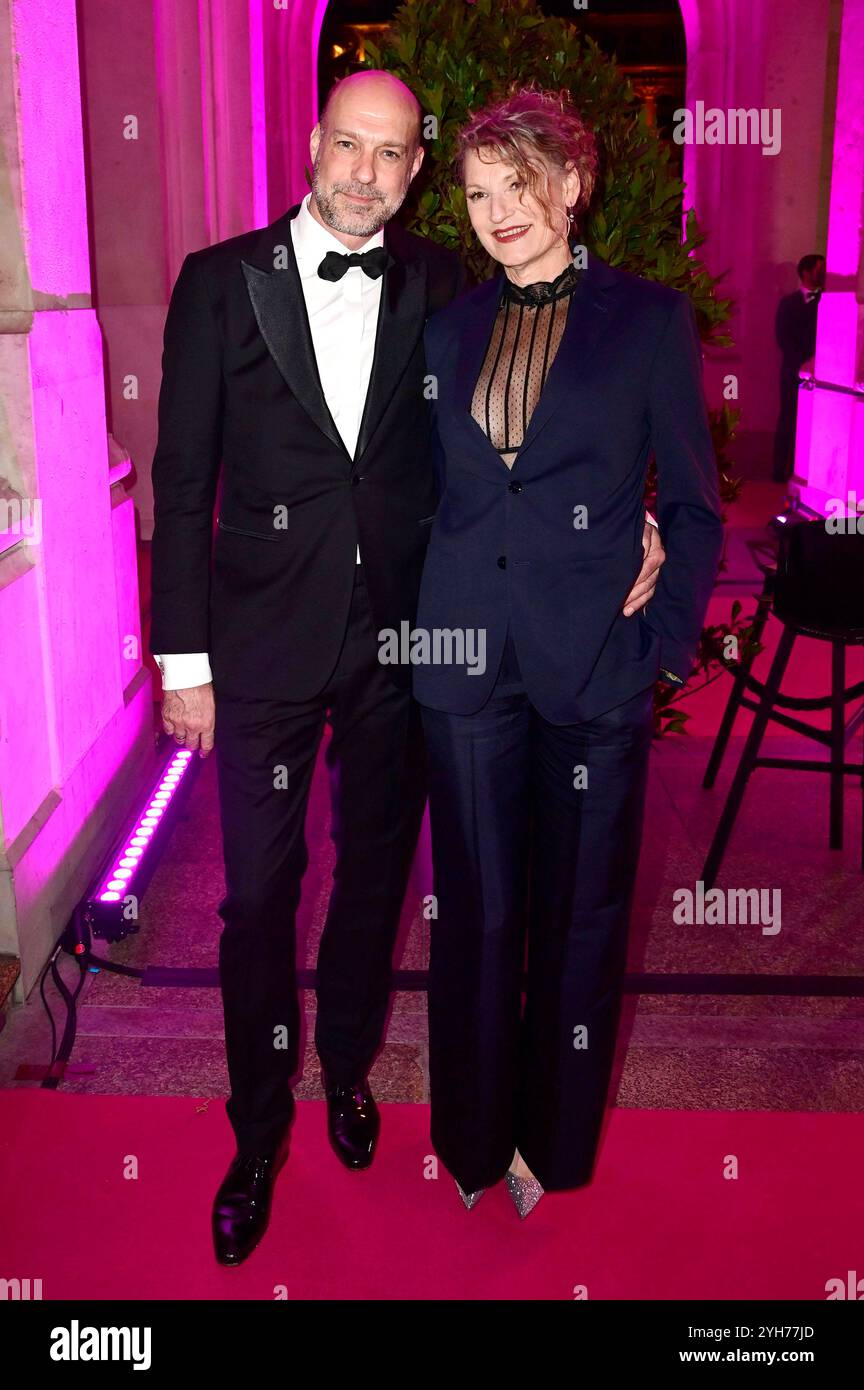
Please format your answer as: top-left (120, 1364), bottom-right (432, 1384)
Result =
top-left (415, 87), bottom-right (723, 1216)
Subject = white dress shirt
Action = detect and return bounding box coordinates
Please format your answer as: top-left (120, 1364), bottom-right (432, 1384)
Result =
top-left (154, 193), bottom-right (384, 691)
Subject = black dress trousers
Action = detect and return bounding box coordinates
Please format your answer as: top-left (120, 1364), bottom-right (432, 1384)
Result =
top-left (772, 368), bottom-right (801, 483)
top-left (421, 634), bottom-right (654, 1193)
top-left (214, 568), bottom-right (426, 1156)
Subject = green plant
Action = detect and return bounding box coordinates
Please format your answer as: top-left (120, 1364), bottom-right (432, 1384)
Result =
top-left (654, 599), bottom-right (765, 736)
top-left (362, 0), bottom-right (746, 733)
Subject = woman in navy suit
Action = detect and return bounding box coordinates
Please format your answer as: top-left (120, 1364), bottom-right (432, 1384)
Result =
top-left (415, 88), bottom-right (724, 1217)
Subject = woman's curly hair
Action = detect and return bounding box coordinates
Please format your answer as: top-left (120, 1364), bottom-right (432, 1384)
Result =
top-left (456, 84), bottom-right (599, 232)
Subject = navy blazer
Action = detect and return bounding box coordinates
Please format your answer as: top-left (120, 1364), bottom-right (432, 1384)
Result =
top-left (775, 289), bottom-right (818, 374)
top-left (413, 253), bottom-right (724, 724)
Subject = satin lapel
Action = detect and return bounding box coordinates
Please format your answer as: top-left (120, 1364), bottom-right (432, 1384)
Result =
top-left (451, 271), bottom-right (508, 466)
top-left (354, 223), bottom-right (428, 465)
top-left (240, 206), bottom-right (349, 460)
top-left (513, 255), bottom-right (619, 467)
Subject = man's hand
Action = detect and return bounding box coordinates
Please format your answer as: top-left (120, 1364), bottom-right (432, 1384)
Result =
top-left (161, 683), bottom-right (216, 757)
top-left (623, 520), bottom-right (666, 617)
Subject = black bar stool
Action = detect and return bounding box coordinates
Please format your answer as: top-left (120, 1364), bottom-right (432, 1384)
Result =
top-left (701, 518), bottom-right (864, 887)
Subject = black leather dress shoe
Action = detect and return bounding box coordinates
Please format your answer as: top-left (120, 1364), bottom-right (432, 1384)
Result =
top-left (324, 1080), bottom-right (380, 1170)
top-left (212, 1138), bottom-right (289, 1266)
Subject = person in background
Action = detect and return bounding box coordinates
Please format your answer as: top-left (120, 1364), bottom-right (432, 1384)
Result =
top-left (772, 253), bottom-right (824, 483)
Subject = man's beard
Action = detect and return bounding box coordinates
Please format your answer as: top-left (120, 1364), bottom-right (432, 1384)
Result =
top-left (311, 167), bottom-right (405, 238)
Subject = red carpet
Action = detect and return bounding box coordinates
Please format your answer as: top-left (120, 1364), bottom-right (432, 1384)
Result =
top-left (1, 1091), bottom-right (861, 1300)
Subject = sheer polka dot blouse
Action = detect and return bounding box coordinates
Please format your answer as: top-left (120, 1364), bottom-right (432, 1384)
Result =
top-left (470, 260), bottom-right (581, 468)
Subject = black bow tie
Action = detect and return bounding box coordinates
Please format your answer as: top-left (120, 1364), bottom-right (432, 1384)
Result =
top-left (806, 289), bottom-right (821, 302)
top-left (317, 246), bottom-right (391, 282)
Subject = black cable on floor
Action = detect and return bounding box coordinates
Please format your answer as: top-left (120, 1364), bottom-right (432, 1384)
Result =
top-left (39, 947), bottom-right (87, 1090)
top-left (37, 945), bottom-right (61, 1070)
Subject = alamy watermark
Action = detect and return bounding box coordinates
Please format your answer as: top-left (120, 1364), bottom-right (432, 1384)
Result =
top-left (378, 623), bottom-right (487, 675)
top-left (0, 496), bottom-right (42, 544)
top-left (672, 102), bottom-right (781, 157)
top-left (49, 1320), bottom-right (151, 1370)
top-left (673, 881), bottom-right (781, 936)
top-left (825, 493), bottom-right (864, 533)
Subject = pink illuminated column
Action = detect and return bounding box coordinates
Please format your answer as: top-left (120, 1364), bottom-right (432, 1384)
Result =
top-left (102, 0), bottom-right (273, 536)
top-left (152, 0), bottom-right (267, 293)
top-left (0, 0), bottom-right (153, 993)
top-left (793, 0), bottom-right (864, 514)
top-left (264, 0), bottom-right (331, 214)
top-left (676, 0), bottom-right (833, 465)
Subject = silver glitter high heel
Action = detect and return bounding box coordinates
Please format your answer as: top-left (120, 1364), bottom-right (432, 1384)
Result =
top-left (505, 1169), bottom-right (544, 1219)
top-left (455, 1181), bottom-right (485, 1210)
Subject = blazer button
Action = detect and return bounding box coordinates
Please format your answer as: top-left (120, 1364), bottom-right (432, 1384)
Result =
top-left (497, 555), bottom-right (507, 569)
top-left (508, 481), bottom-right (522, 493)
top-left (351, 475), bottom-right (361, 486)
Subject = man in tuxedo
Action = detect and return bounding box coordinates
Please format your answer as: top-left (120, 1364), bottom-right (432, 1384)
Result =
top-left (772, 252), bottom-right (824, 483)
top-left (149, 69), bottom-right (664, 1265)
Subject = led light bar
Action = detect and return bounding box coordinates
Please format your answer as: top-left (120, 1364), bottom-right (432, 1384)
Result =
top-left (80, 742), bottom-right (199, 943)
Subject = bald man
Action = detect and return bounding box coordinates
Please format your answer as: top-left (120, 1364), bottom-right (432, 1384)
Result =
top-left (150, 71), bottom-right (462, 1263)
top-left (149, 70), bottom-right (663, 1263)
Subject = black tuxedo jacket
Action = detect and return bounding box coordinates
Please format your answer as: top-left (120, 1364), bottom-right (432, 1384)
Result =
top-left (414, 254), bottom-right (724, 724)
top-left (775, 289), bottom-right (818, 374)
top-left (149, 203), bottom-right (463, 699)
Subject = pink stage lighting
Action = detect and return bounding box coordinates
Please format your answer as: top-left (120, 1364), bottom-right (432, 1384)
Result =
top-left (77, 743), bottom-right (200, 944)
top-left (96, 749), bottom-right (194, 902)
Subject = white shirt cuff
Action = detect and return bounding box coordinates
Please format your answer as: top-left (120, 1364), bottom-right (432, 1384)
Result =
top-left (153, 652), bottom-right (212, 690)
